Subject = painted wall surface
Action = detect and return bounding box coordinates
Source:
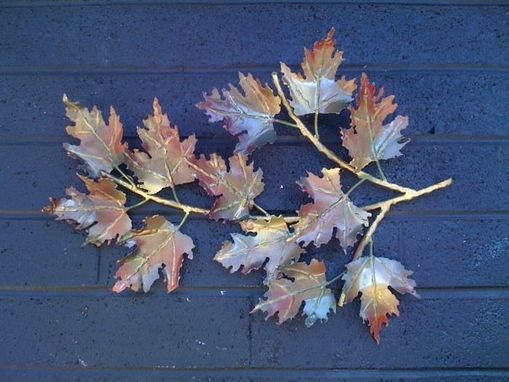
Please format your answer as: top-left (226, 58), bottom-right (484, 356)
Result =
top-left (0, 1), bottom-right (507, 381)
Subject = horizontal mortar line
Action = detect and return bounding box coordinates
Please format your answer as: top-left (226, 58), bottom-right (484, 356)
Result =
top-left (1, 134), bottom-right (508, 146)
top-left (2, 0), bottom-right (509, 7)
top-left (0, 366), bottom-right (507, 378)
top-left (0, 286), bottom-right (507, 298)
top-left (0, 63), bottom-right (508, 75)
top-left (2, 210), bottom-right (509, 220)
top-left (127, 210), bottom-right (509, 220)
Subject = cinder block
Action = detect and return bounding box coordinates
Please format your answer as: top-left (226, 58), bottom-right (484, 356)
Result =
top-left (0, 5), bottom-right (507, 67)
top-left (250, 294), bottom-right (509, 368)
top-left (0, 219), bottom-right (99, 287)
top-left (399, 218), bottom-right (509, 287)
top-left (0, 72), bottom-right (507, 139)
top-left (0, 295), bottom-right (250, 368)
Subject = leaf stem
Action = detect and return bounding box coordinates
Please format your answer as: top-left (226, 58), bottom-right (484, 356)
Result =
top-left (374, 156), bottom-right (387, 182)
top-left (325, 272), bottom-right (344, 286)
top-left (115, 165), bottom-right (136, 188)
top-left (271, 73), bottom-right (415, 195)
top-left (169, 184), bottom-right (180, 204)
top-left (345, 178), bottom-right (367, 197)
top-left (273, 119), bottom-right (299, 129)
top-left (177, 212), bottom-right (190, 229)
top-left (314, 112), bottom-right (320, 139)
top-left (126, 198), bottom-right (150, 211)
top-left (253, 202), bottom-right (271, 218)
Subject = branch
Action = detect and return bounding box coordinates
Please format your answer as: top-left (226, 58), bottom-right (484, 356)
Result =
top-left (103, 172), bottom-right (209, 215)
top-left (104, 171), bottom-right (300, 224)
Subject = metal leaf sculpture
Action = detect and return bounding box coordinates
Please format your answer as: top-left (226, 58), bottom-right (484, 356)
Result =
top-left (252, 260), bottom-right (336, 327)
top-left (340, 256), bottom-right (419, 344)
top-left (292, 168), bottom-right (371, 250)
top-left (45, 175), bottom-right (131, 246)
top-left (127, 98), bottom-right (197, 194)
top-left (192, 153), bottom-right (264, 221)
top-left (215, 216), bottom-right (305, 283)
top-left (45, 29), bottom-right (452, 344)
top-left (113, 215), bottom-right (194, 293)
top-left (62, 95), bottom-right (127, 177)
top-left (197, 73), bottom-right (281, 154)
top-left (281, 28), bottom-right (356, 116)
top-left (341, 73), bottom-right (410, 171)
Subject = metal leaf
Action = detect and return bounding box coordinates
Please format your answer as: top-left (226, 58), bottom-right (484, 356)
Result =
top-left (192, 153), bottom-right (264, 221)
top-left (252, 260), bottom-right (336, 327)
top-left (113, 215), bottom-right (194, 293)
top-left (197, 73), bottom-right (281, 154)
top-left (281, 28), bottom-right (356, 115)
top-left (341, 256), bottom-right (418, 344)
top-left (127, 98), bottom-right (197, 194)
top-left (292, 168), bottom-right (371, 250)
top-left (341, 73), bottom-right (410, 171)
top-left (63, 95), bottom-right (127, 177)
top-left (45, 175), bottom-right (132, 246)
top-left (215, 216), bottom-right (305, 283)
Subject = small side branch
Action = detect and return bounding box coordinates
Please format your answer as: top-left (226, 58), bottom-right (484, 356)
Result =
top-left (104, 171), bottom-right (300, 223)
top-left (353, 177), bottom-right (453, 260)
top-left (103, 172), bottom-right (209, 215)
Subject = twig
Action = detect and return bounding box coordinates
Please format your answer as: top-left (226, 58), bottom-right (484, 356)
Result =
top-left (104, 171), bottom-right (300, 223)
top-left (314, 112), bottom-right (320, 138)
top-left (361, 178), bottom-right (453, 212)
top-left (103, 172), bottom-right (209, 215)
top-left (126, 198), bottom-right (150, 211)
top-left (253, 202), bottom-right (271, 218)
top-left (115, 165), bottom-right (136, 188)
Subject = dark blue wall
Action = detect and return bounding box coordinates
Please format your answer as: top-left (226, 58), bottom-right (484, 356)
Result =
top-left (0, 1), bottom-right (508, 381)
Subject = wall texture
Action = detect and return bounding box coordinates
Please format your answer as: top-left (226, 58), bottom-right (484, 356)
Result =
top-left (0, 1), bottom-right (508, 381)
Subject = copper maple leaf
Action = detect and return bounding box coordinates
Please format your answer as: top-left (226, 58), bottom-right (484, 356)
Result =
top-left (113, 215), bottom-right (194, 293)
top-left (341, 73), bottom-right (410, 171)
top-left (214, 216), bottom-right (305, 283)
top-left (292, 168), bottom-right (371, 250)
top-left (44, 175), bottom-right (132, 246)
top-left (63, 95), bottom-right (127, 177)
top-left (252, 260), bottom-right (336, 327)
top-left (281, 28), bottom-right (356, 115)
top-left (340, 256), bottom-right (418, 344)
top-left (127, 98), bottom-right (197, 194)
top-left (197, 73), bottom-right (281, 154)
top-left (192, 153), bottom-right (264, 221)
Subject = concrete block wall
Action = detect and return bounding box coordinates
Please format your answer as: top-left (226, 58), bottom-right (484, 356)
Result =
top-left (0, 1), bottom-right (507, 381)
